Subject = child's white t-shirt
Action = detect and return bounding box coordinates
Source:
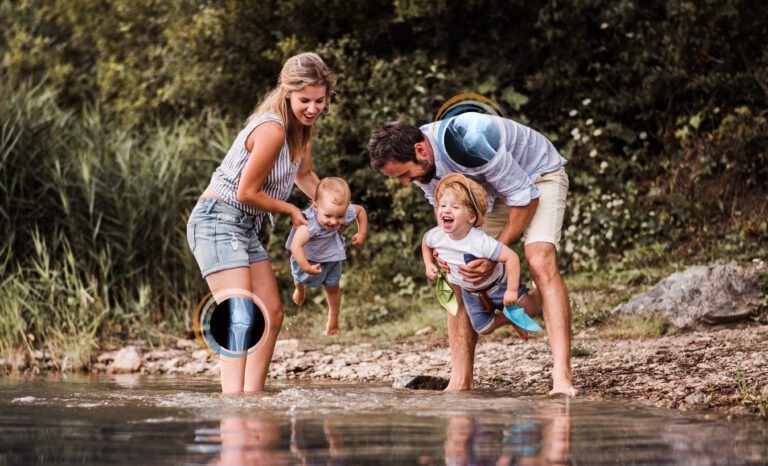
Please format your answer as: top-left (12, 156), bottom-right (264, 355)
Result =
top-left (424, 227), bottom-right (504, 291)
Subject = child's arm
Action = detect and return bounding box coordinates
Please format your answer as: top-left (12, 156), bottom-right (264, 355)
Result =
top-left (497, 245), bottom-right (521, 306)
top-left (421, 236), bottom-right (439, 280)
top-left (289, 226), bottom-right (322, 275)
top-left (350, 204), bottom-right (368, 247)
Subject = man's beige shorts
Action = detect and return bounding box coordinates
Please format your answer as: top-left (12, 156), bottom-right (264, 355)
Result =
top-left (481, 167), bottom-right (569, 249)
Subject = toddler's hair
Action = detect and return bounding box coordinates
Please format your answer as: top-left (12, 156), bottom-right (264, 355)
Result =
top-left (434, 174), bottom-right (489, 226)
top-left (314, 177), bottom-right (351, 205)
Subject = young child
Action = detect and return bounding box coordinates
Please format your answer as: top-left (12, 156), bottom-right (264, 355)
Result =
top-left (422, 173), bottom-right (542, 337)
top-left (285, 177), bottom-right (367, 336)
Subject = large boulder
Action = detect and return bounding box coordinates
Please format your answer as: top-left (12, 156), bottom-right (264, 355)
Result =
top-left (613, 264), bottom-right (763, 329)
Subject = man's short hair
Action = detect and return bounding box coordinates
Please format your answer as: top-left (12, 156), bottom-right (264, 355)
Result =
top-left (368, 121), bottom-right (424, 170)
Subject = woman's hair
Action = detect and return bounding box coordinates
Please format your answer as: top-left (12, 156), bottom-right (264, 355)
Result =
top-left (248, 52), bottom-right (336, 163)
top-left (434, 173), bottom-right (489, 226)
top-left (314, 177), bottom-right (351, 205)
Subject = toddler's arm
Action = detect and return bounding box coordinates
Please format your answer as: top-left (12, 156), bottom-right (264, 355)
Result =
top-left (289, 226), bottom-right (322, 275)
top-left (421, 236), bottom-right (439, 280)
top-left (497, 245), bottom-right (521, 306)
top-left (350, 204), bottom-right (368, 247)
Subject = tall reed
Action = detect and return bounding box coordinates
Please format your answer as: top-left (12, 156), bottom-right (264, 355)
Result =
top-left (1, 83), bottom-right (224, 370)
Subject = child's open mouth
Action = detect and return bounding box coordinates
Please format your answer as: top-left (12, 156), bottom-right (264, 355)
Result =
top-left (442, 216), bottom-right (454, 228)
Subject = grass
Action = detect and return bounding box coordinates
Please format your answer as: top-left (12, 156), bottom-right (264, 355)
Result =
top-left (601, 315), bottom-right (673, 339)
top-left (737, 373), bottom-right (768, 417)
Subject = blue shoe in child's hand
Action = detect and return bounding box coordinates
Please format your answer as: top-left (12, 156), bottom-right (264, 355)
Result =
top-left (503, 305), bottom-right (543, 332)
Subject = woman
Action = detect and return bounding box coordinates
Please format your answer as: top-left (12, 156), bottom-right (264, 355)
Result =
top-left (187, 53), bottom-right (336, 393)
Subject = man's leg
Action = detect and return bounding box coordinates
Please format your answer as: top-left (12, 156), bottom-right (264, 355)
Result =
top-left (445, 285), bottom-right (477, 391)
top-left (525, 242), bottom-right (576, 396)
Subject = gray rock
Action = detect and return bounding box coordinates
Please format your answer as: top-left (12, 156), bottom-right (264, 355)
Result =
top-left (274, 339), bottom-right (299, 354)
top-left (393, 375), bottom-right (449, 390)
top-left (108, 346), bottom-right (142, 374)
top-left (613, 264), bottom-right (762, 328)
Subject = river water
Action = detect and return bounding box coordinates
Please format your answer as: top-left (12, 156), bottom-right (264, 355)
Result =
top-left (0, 375), bottom-right (766, 465)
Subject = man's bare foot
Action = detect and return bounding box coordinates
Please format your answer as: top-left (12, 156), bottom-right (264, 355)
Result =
top-left (548, 380), bottom-right (578, 397)
top-left (443, 379), bottom-right (473, 392)
top-left (325, 317), bottom-right (339, 336)
top-left (292, 284), bottom-right (306, 305)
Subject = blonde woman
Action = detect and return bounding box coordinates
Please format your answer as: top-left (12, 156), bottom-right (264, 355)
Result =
top-left (187, 53), bottom-right (336, 393)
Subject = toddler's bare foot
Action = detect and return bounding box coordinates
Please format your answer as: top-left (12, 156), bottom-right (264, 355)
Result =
top-left (511, 324), bottom-right (529, 341)
top-left (548, 379), bottom-right (578, 397)
top-left (292, 284), bottom-right (306, 305)
top-left (325, 317), bottom-right (339, 336)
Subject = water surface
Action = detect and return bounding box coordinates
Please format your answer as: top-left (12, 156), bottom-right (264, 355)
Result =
top-left (1, 375), bottom-right (766, 465)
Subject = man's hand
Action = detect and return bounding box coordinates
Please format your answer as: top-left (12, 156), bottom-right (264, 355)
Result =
top-left (503, 289), bottom-right (518, 307)
top-left (304, 263), bottom-right (322, 275)
top-left (425, 263), bottom-right (439, 280)
top-left (433, 250), bottom-right (450, 274)
top-left (458, 258), bottom-right (496, 285)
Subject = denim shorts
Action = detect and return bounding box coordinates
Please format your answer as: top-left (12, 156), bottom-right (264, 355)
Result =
top-left (290, 257), bottom-right (342, 287)
top-left (186, 198), bottom-right (268, 278)
top-left (461, 278), bottom-right (529, 333)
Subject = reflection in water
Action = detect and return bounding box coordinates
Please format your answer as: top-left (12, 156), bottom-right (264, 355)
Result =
top-left (197, 403), bottom-right (572, 466)
top-left (205, 417), bottom-right (291, 466)
top-left (444, 402), bottom-right (570, 466)
top-left (0, 377), bottom-right (766, 465)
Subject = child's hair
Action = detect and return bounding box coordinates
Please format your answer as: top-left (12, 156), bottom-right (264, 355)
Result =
top-left (434, 174), bottom-right (489, 226)
top-left (314, 177), bottom-right (351, 206)
top-left (247, 52), bottom-right (337, 163)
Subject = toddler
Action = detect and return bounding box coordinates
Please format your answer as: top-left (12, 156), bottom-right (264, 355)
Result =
top-left (286, 177), bottom-right (367, 336)
top-left (422, 173), bottom-right (541, 337)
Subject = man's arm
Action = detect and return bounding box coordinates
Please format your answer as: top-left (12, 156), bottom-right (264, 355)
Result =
top-left (497, 199), bottom-right (539, 246)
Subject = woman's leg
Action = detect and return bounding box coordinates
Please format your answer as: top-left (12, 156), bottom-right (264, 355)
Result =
top-left (243, 259), bottom-right (284, 392)
top-left (204, 266), bottom-right (253, 394)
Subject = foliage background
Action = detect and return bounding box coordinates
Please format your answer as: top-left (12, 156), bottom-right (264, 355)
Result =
top-left (1, 0), bottom-right (766, 367)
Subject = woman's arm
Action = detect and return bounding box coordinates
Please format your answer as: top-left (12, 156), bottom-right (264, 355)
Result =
top-left (497, 245), bottom-right (521, 306)
top-left (237, 122), bottom-right (306, 228)
top-left (294, 140), bottom-right (320, 200)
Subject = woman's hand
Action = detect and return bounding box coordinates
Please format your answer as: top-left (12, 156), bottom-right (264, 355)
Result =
top-left (458, 258), bottom-right (496, 285)
top-left (289, 206), bottom-right (308, 229)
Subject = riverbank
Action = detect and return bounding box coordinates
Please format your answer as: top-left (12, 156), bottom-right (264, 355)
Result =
top-left (15, 323), bottom-right (766, 417)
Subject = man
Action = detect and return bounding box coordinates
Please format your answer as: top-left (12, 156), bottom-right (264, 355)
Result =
top-left (368, 112), bottom-right (576, 396)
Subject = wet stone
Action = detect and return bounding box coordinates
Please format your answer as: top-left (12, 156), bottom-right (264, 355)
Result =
top-left (393, 375), bottom-right (449, 390)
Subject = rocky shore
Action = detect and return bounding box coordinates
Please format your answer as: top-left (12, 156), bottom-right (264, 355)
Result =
top-left (75, 323), bottom-right (767, 416)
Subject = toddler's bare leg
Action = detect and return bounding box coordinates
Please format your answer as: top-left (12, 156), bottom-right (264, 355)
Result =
top-left (323, 284), bottom-right (341, 336)
top-left (292, 282), bottom-right (306, 305)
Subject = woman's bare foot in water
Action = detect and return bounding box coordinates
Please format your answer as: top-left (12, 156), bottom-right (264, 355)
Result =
top-left (549, 372), bottom-right (578, 397)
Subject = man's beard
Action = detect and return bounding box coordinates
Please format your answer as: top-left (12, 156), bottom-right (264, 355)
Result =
top-left (415, 158), bottom-right (436, 184)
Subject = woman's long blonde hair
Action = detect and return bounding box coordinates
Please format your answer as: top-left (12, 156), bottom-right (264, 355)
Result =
top-left (247, 52), bottom-right (336, 163)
